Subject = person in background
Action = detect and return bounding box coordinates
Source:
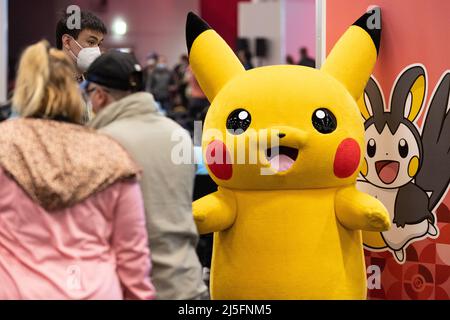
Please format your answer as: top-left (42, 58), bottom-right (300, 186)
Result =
top-left (56, 10), bottom-right (107, 83)
top-left (285, 54), bottom-right (295, 65)
top-left (0, 103), bottom-right (11, 121)
top-left (0, 41), bottom-right (155, 300)
top-left (173, 54), bottom-right (190, 108)
top-left (237, 49), bottom-right (254, 70)
top-left (147, 55), bottom-right (176, 113)
top-left (186, 65), bottom-right (209, 124)
top-left (85, 51), bottom-right (208, 300)
top-left (297, 47), bottom-right (316, 68)
top-left (0, 96), bottom-right (12, 122)
top-left (143, 52), bottom-right (158, 93)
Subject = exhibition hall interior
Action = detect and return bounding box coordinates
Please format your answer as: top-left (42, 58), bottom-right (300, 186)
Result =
top-left (0, 0), bottom-right (449, 303)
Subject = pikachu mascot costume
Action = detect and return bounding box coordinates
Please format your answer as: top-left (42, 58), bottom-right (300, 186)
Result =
top-left (187, 9), bottom-right (390, 299)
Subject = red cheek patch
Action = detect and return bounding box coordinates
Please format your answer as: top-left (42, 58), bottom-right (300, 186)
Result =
top-left (206, 140), bottom-right (233, 180)
top-left (333, 138), bottom-right (361, 178)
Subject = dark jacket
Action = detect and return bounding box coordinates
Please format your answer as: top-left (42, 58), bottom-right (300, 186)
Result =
top-left (0, 101), bottom-right (11, 122)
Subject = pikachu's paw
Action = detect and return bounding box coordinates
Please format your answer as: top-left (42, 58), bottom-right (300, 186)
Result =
top-left (367, 208), bottom-right (391, 232)
top-left (193, 209), bottom-right (206, 223)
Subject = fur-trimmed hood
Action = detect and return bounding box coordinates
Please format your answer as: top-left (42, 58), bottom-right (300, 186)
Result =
top-left (0, 118), bottom-right (141, 211)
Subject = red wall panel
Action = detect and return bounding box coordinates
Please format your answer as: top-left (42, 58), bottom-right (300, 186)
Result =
top-left (200, 0), bottom-right (250, 50)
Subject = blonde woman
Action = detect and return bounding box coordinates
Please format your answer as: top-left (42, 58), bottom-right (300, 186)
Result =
top-left (0, 41), bottom-right (155, 300)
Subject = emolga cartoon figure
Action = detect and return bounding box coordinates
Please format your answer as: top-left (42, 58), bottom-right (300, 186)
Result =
top-left (186, 9), bottom-right (390, 299)
top-left (357, 65), bottom-right (450, 263)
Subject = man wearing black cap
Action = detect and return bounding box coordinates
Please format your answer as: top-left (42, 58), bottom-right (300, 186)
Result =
top-left (85, 50), bottom-right (208, 300)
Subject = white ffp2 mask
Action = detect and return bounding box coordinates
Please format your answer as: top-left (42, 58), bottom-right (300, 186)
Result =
top-left (69, 38), bottom-right (101, 72)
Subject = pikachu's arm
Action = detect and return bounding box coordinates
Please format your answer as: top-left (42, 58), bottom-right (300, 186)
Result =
top-left (335, 185), bottom-right (391, 232)
top-left (193, 187), bottom-right (237, 234)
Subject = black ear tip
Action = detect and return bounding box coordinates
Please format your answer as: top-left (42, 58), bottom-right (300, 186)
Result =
top-left (353, 7), bottom-right (382, 54)
top-left (186, 11), bottom-right (199, 24)
top-left (186, 11), bottom-right (211, 54)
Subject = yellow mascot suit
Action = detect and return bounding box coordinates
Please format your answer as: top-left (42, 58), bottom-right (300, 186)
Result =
top-left (187, 9), bottom-right (390, 299)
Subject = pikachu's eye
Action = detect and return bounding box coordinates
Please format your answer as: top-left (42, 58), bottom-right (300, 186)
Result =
top-left (398, 139), bottom-right (409, 158)
top-left (226, 109), bottom-right (251, 135)
top-left (312, 108), bottom-right (337, 134)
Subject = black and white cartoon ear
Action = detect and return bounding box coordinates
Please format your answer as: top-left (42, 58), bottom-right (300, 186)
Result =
top-left (390, 65), bottom-right (427, 122)
top-left (357, 76), bottom-right (385, 120)
top-left (415, 71), bottom-right (450, 210)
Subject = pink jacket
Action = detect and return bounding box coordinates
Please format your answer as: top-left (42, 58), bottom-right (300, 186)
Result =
top-left (0, 168), bottom-right (155, 300)
top-left (0, 118), bottom-right (155, 300)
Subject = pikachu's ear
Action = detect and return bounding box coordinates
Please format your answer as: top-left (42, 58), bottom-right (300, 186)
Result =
top-left (321, 8), bottom-right (381, 101)
top-left (186, 12), bottom-right (245, 102)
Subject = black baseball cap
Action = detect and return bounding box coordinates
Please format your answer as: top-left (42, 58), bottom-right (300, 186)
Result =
top-left (82, 50), bottom-right (144, 92)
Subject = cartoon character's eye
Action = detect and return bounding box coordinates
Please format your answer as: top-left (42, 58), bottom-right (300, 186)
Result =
top-left (398, 139), bottom-right (409, 158)
top-left (226, 109), bottom-right (251, 135)
top-left (367, 139), bottom-right (376, 158)
top-left (312, 108), bottom-right (337, 134)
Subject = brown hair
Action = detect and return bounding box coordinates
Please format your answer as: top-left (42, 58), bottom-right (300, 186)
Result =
top-left (12, 40), bottom-right (83, 123)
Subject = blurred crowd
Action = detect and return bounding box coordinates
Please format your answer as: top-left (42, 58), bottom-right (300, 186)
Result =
top-left (141, 46), bottom-right (259, 137)
top-left (142, 52), bottom-right (209, 137)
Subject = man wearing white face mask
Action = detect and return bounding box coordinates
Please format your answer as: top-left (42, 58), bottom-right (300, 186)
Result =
top-left (56, 10), bottom-right (107, 83)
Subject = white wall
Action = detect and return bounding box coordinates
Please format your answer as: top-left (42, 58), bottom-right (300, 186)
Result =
top-left (238, 1), bottom-right (284, 66)
top-left (0, 0), bottom-right (7, 102)
top-left (238, 0), bottom-right (316, 66)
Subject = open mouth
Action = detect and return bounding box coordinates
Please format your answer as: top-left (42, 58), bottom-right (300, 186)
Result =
top-left (266, 146), bottom-right (299, 172)
top-left (375, 160), bottom-right (400, 184)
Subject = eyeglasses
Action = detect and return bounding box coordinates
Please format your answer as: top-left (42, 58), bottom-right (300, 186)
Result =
top-left (85, 87), bottom-right (97, 95)
top-left (82, 85), bottom-right (96, 101)
top-left (82, 84), bottom-right (110, 101)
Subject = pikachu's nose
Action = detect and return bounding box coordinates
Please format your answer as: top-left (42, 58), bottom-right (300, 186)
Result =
top-left (267, 126), bottom-right (309, 148)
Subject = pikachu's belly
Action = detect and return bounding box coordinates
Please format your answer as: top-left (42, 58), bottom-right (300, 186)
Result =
top-left (210, 188), bottom-right (367, 300)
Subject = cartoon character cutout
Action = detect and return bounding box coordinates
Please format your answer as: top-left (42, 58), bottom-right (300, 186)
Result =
top-left (187, 9), bottom-right (390, 300)
top-left (358, 65), bottom-right (450, 263)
